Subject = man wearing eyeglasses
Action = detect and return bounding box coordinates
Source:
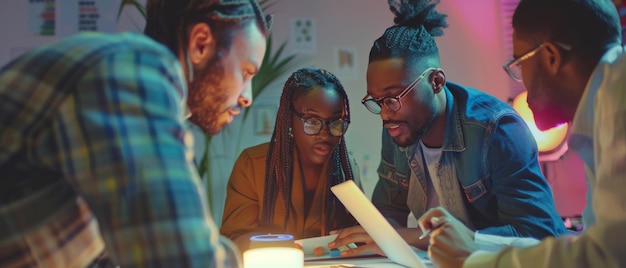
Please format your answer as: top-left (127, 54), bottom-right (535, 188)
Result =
top-left (329, 0), bottom-right (565, 257)
top-left (417, 0), bottom-right (626, 267)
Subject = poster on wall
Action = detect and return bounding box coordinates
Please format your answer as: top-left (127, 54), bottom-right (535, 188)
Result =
top-left (28, 0), bottom-right (55, 36)
top-left (290, 17), bottom-right (316, 54)
top-left (58, 0), bottom-right (116, 37)
top-left (333, 47), bottom-right (359, 81)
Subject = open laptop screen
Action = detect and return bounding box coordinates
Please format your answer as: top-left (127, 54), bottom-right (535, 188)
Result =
top-left (331, 180), bottom-right (428, 268)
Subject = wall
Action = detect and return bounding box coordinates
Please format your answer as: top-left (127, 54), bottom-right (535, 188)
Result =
top-left (205, 0), bottom-right (586, 222)
top-left (0, 0), bottom-right (146, 64)
top-left (0, 0), bottom-right (586, 222)
top-left (220, 0), bottom-right (514, 198)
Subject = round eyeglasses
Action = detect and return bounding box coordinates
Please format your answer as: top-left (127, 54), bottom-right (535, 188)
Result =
top-left (294, 111), bottom-right (349, 137)
top-left (361, 68), bottom-right (436, 114)
top-left (503, 42), bottom-right (571, 82)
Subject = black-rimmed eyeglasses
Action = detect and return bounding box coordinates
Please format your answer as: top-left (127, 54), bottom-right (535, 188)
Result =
top-left (294, 111), bottom-right (349, 137)
top-left (361, 68), bottom-right (436, 114)
top-left (503, 42), bottom-right (572, 82)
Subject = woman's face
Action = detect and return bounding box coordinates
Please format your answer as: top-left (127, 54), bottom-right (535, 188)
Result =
top-left (292, 86), bottom-right (346, 167)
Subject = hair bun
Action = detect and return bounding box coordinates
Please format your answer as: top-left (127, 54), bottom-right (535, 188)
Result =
top-left (387, 0), bottom-right (448, 37)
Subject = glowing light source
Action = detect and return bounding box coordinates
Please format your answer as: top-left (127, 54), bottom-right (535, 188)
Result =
top-left (511, 91), bottom-right (569, 161)
top-left (243, 247), bottom-right (303, 268)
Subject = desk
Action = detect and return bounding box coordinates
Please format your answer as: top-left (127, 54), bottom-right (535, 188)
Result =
top-left (304, 258), bottom-right (408, 267)
top-left (303, 251), bottom-right (433, 268)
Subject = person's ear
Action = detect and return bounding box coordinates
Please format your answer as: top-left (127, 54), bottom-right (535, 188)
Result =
top-left (187, 22), bottom-right (216, 65)
top-left (431, 69), bottom-right (446, 93)
top-left (542, 42), bottom-right (564, 75)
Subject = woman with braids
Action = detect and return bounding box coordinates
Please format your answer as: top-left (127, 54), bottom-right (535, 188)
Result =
top-left (220, 68), bottom-right (360, 251)
top-left (329, 0), bottom-right (565, 257)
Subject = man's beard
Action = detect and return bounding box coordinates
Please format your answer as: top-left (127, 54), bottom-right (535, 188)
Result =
top-left (187, 57), bottom-right (229, 135)
top-left (532, 105), bottom-right (569, 131)
top-left (527, 73), bottom-right (570, 131)
top-left (393, 110), bottom-right (437, 148)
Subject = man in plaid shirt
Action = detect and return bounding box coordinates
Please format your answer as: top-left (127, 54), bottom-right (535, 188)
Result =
top-left (0, 0), bottom-right (271, 267)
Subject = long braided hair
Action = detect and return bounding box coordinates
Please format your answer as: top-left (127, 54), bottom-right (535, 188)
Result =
top-left (144, 0), bottom-right (273, 56)
top-left (261, 68), bottom-right (356, 235)
top-left (370, 0), bottom-right (448, 68)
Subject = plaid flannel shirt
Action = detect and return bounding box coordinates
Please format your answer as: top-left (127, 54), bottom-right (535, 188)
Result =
top-left (0, 31), bottom-right (238, 267)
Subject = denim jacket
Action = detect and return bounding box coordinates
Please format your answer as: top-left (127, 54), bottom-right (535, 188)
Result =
top-left (371, 82), bottom-right (566, 239)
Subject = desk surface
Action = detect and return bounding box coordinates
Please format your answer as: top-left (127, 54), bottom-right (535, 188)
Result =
top-left (305, 258), bottom-right (406, 267)
top-left (303, 251), bottom-right (433, 268)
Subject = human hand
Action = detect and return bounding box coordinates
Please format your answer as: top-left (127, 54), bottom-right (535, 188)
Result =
top-left (417, 207), bottom-right (477, 268)
top-left (327, 226), bottom-right (384, 256)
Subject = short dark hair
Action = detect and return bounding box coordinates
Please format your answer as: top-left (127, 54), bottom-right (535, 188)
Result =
top-left (369, 0), bottom-right (448, 69)
top-left (513, 0), bottom-right (621, 62)
top-left (144, 0), bottom-right (273, 56)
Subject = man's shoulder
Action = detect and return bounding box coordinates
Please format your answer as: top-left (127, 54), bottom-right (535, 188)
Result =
top-left (3, 31), bottom-right (175, 74)
top-left (447, 82), bottom-right (517, 123)
top-left (447, 82), bottom-right (509, 107)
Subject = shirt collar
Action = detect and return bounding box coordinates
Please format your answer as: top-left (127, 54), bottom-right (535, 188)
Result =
top-left (570, 45), bottom-right (624, 137)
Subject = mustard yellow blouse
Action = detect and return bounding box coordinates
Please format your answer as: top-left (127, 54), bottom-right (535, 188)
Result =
top-left (220, 142), bottom-right (360, 241)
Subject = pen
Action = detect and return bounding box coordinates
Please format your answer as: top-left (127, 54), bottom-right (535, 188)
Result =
top-left (419, 224), bottom-right (442, 240)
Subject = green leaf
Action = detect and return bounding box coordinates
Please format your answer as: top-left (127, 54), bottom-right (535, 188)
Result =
top-left (235, 33), bottom-right (300, 151)
top-left (248, 37), bottom-right (300, 120)
top-left (132, 1), bottom-right (147, 19)
top-left (117, 0), bottom-right (146, 22)
top-left (116, 0), bottom-right (125, 21)
top-left (198, 135), bottom-right (213, 209)
top-left (197, 135), bottom-right (212, 178)
top-left (258, 0), bottom-right (277, 11)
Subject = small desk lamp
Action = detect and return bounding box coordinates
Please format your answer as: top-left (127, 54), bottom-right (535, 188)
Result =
top-left (243, 234), bottom-right (303, 268)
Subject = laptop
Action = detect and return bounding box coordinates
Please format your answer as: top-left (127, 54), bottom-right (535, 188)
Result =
top-left (331, 180), bottom-right (429, 268)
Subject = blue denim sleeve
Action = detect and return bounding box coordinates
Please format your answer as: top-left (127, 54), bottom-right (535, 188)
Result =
top-left (371, 128), bottom-right (411, 227)
top-left (481, 114), bottom-right (567, 238)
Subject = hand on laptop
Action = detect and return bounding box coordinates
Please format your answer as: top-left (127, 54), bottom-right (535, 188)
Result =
top-left (327, 225), bottom-right (431, 257)
top-left (328, 226), bottom-right (383, 256)
top-left (417, 207), bottom-right (477, 268)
